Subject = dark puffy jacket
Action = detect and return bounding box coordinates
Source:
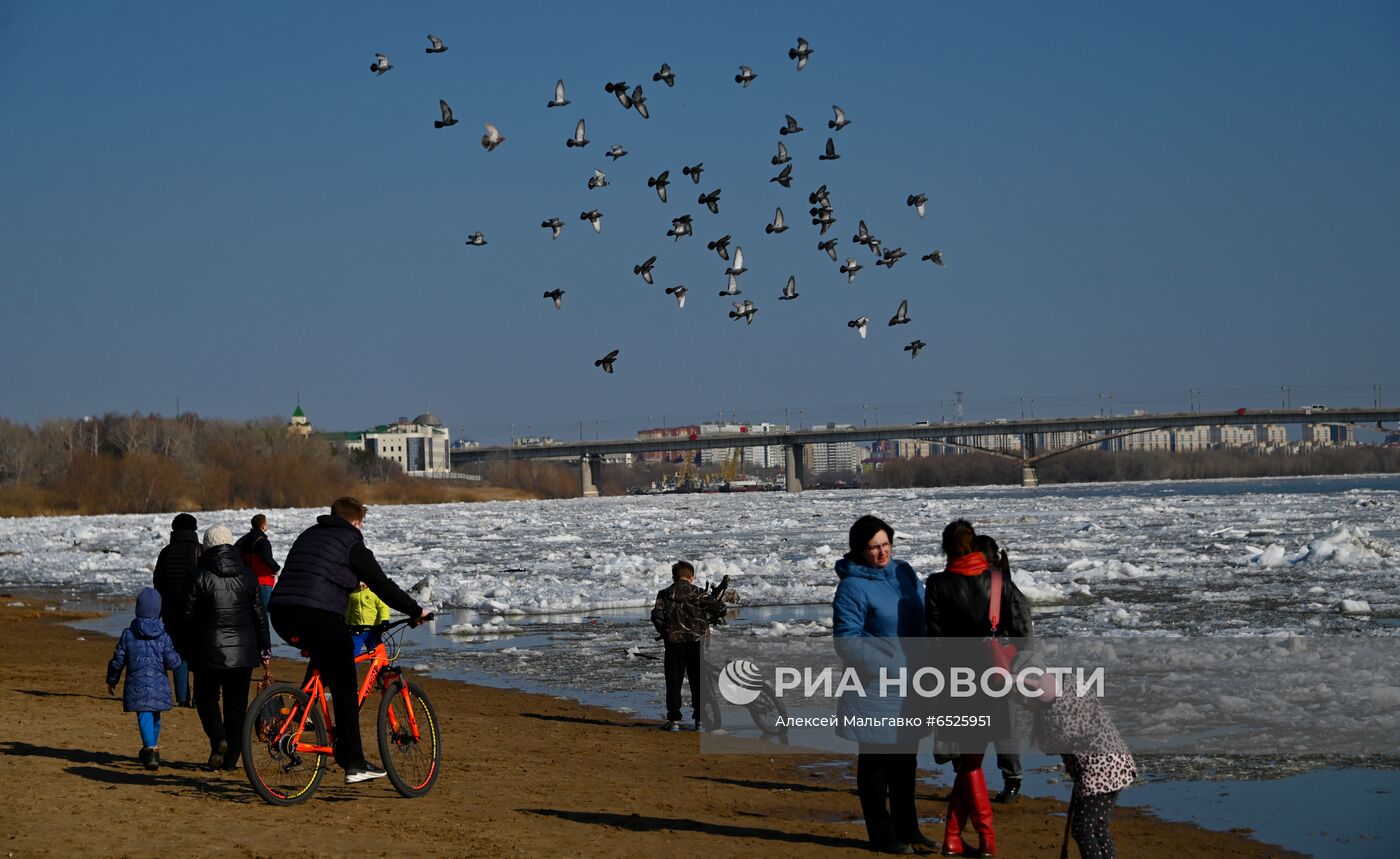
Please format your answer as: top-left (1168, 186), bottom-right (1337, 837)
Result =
top-left (925, 561), bottom-right (1032, 638)
top-left (107, 616), bottom-right (183, 712)
top-left (270, 515), bottom-right (421, 619)
top-left (183, 544), bottom-right (271, 671)
top-left (651, 581), bottom-right (727, 643)
top-left (152, 529), bottom-right (200, 649)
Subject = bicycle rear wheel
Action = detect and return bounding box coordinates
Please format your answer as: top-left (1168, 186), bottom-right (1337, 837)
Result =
top-left (747, 683), bottom-right (789, 736)
top-left (378, 680), bottom-right (442, 798)
top-left (242, 682), bottom-right (328, 806)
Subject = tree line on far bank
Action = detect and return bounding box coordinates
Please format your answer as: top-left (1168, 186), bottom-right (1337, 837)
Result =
top-left (0, 414), bottom-right (533, 517)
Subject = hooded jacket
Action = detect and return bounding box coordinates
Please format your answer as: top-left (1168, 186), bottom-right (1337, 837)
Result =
top-left (107, 616), bottom-right (183, 712)
top-left (183, 544), bottom-right (271, 671)
top-left (152, 529), bottom-right (200, 645)
top-left (832, 556), bottom-right (926, 743)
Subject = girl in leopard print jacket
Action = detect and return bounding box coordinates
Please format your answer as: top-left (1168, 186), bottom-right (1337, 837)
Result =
top-left (1029, 674), bottom-right (1137, 859)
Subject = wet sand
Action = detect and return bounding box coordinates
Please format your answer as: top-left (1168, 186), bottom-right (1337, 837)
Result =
top-left (0, 597), bottom-right (1302, 857)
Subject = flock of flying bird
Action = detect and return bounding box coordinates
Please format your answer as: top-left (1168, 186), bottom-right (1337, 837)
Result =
top-left (372, 35), bottom-right (944, 374)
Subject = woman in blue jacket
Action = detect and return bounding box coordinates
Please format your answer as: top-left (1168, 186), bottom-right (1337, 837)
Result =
top-left (833, 514), bottom-right (932, 855)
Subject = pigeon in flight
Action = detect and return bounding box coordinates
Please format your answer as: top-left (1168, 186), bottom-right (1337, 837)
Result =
top-left (729, 300), bottom-right (758, 324)
top-left (548, 79), bottom-right (570, 108)
top-left (425, 34), bottom-right (448, 54)
top-left (604, 81), bottom-right (632, 109)
top-left (888, 300), bottom-right (910, 326)
top-left (606, 144), bottom-right (628, 160)
top-left (653, 63), bottom-right (676, 87)
top-left (719, 274), bottom-right (742, 296)
top-left (770, 164), bottom-right (793, 187)
top-left (818, 238), bottom-right (838, 261)
top-left (840, 258), bottom-right (863, 283)
top-left (779, 114), bottom-right (804, 136)
top-left (579, 209), bottom-right (603, 234)
top-left (567, 118), bottom-right (589, 148)
top-left (481, 123), bottom-right (505, 151)
top-left (698, 188), bottom-right (721, 214)
top-left (829, 105), bottom-right (850, 131)
top-left (587, 168), bottom-right (608, 189)
top-left (647, 170), bottom-right (670, 203)
top-left (735, 65), bottom-right (758, 87)
top-left (875, 247), bottom-right (906, 268)
top-left (779, 276), bottom-right (799, 300)
top-left (371, 53), bottom-right (392, 75)
top-left (667, 214), bottom-right (694, 240)
top-left (765, 207), bottom-right (788, 234)
top-left (724, 246), bottom-right (747, 277)
top-left (921, 249), bottom-right (945, 267)
top-left (464, 232), bottom-right (487, 246)
top-left (541, 217), bottom-right (564, 240)
top-left (434, 100), bottom-right (458, 129)
top-left (853, 220), bottom-right (881, 255)
top-left (812, 210), bottom-right (837, 234)
top-left (848, 316), bottom-right (869, 339)
top-left (665, 285), bottom-right (687, 307)
top-left (905, 339), bottom-right (926, 358)
top-left (907, 193), bottom-right (927, 218)
top-left (682, 162), bottom-right (704, 184)
top-left (634, 255), bottom-right (657, 284)
top-left (595, 349), bottom-right (619, 373)
top-left (543, 289), bottom-right (565, 309)
top-left (819, 137), bottom-right (840, 161)
top-left (772, 141), bottom-right (791, 166)
top-left (789, 37), bottom-right (814, 71)
top-left (630, 85), bottom-right (649, 119)
top-left (808, 184), bottom-right (831, 207)
top-left (707, 234), bottom-right (732, 261)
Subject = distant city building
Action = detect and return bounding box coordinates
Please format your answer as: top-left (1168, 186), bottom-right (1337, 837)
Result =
top-left (344, 413), bottom-right (452, 475)
top-left (1211, 425), bottom-right (1256, 448)
top-left (1304, 423), bottom-right (1355, 446)
top-left (286, 404), bottom-right (313, 436)
top-left (635, 425), bottom-right (701, 463)
top-left (1256, 424), bottom-right (1288, 447)
top-left (807, 424), bottom-right (862, 474)
top-left (1118, 429), bottom-right (1173, 452)
top-left (1173, 426), bottom-right (1211, 452)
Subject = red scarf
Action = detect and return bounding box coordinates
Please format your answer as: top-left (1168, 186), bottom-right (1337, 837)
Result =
top-left (946, 554), bottom-right (989, 576)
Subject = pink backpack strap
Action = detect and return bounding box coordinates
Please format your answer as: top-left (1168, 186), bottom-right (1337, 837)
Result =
top-left (988, 568), bottom-right (1003, 634)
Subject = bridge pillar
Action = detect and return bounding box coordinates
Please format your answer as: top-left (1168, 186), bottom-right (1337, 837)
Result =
top-left (579, 456), bottom-right (601, 497)
top-left (1021, 462), bottom-right (1039, 487)
top-left (784, 443), bottom-right (806, 493)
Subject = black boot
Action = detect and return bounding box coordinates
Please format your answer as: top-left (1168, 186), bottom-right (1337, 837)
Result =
top-left (993, 777), bottom-right (1021, 804)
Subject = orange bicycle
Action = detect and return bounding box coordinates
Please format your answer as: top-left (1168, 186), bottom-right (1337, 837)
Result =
top-left (241, 616), bottom-right (442, 805)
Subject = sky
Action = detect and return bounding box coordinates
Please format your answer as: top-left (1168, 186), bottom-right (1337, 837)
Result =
top-left (2, 2), bottom-right (1397, 444)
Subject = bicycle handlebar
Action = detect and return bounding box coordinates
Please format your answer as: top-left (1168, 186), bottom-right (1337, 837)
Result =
top-left (348, 613), bottom-right (434, 635)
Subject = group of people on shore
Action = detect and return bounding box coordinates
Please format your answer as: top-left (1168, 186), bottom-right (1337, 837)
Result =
top-left (105, 498), bottom-right (429, 783)
top-left (832, 514), bottom-right (1135, 857)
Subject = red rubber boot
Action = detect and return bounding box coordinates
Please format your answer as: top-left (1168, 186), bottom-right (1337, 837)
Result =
top-left (965, 768), bottom-right (997, 857)
top-left (941, 771), bottom-right (966, 856)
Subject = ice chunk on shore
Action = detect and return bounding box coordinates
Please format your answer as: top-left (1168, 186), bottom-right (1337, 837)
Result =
top-left (1337, 599), bottom-right (1372, 614)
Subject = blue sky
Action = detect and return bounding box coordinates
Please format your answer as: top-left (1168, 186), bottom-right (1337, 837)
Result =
top-left (2, 2), bottom-right (1397, 443)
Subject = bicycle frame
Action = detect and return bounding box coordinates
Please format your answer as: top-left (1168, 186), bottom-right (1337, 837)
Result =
top-left (274, 627), bottom-right (424, 757)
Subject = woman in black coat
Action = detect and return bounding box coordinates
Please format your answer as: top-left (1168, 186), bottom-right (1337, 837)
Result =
top-left (183, 525), bottom-right (271, 770)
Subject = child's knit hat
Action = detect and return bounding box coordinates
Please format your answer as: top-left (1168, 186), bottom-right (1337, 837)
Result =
top-left (135, 587), bottom-right (162, 618)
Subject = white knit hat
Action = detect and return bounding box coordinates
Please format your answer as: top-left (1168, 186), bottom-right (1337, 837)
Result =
top-left (203, 525), bottom-right (235, 548)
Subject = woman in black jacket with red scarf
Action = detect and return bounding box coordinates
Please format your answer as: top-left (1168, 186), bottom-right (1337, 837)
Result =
top-left (925, 519), bottom-right (1031, 857)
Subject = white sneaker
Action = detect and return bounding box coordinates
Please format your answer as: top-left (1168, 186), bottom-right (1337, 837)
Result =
top-left (345, 762), bottom-right (388, 784)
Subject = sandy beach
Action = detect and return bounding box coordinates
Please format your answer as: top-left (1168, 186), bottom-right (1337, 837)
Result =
top-left (0, 595), bottom-right (1304, 858)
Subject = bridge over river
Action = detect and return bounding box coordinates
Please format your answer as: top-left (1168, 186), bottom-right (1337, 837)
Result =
top-left (449, 408), bottom-right (1400, 495)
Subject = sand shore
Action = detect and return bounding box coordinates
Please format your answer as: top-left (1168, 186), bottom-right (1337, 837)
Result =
top-left (0, 596), bottom-right (1301, 857)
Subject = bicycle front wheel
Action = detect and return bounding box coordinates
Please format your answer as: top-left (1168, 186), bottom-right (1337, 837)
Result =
top-left (242, 682), bottom-right (328, 806)
top-left (378, 680), bottom-right (442, 798)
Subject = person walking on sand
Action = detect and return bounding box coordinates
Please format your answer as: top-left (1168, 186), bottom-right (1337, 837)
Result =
top-left (236, 513), bottom-right (281, 611)
top-left (152, 512), bottom-right (200, 707)
top-left (106, 588), bottom-right (183, 771)
top-left (832, 514), bottom-right (935, 855)
top-left (268, 497), bottom-right (430, 785)
top-left (650, 561), bottom-right (727, 732)
top-left (183, 525), bottom-right (271, 771)
top-left (925, 519), bottom-right (1032, 858)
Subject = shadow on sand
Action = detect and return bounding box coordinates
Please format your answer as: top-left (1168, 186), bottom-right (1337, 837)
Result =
top-left (520, 807), bottom-right (870, 850)
top-left (520, 711), bottom-right (652, 729)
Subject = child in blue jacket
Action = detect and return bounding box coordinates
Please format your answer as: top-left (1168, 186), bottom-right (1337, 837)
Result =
top-left (106, 588), bottom-right (183, 770)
